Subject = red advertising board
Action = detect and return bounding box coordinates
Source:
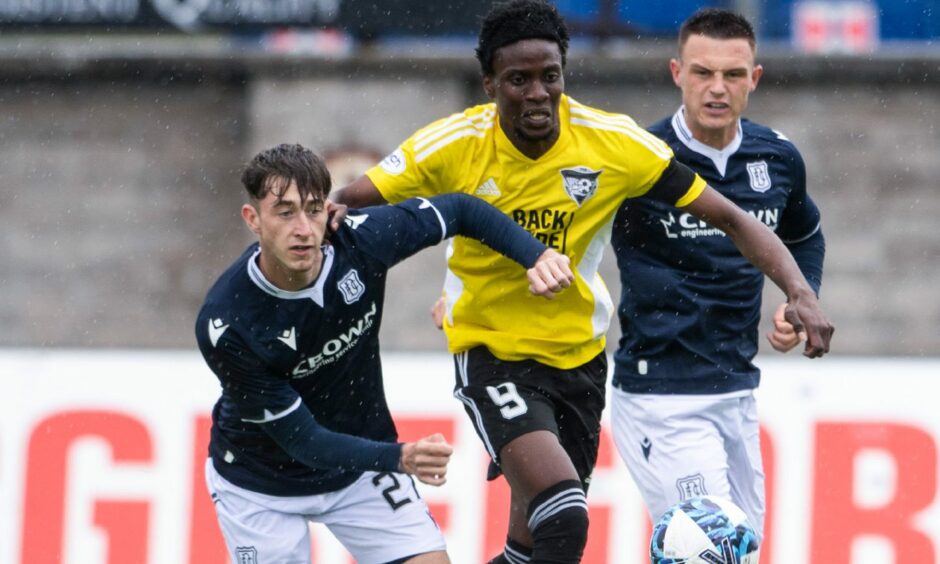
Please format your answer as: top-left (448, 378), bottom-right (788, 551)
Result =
top-left (1, 351), bottom-right (936, 563)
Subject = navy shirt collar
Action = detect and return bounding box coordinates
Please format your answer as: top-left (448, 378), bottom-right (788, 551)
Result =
top-left (246, 245), bottom-right (334, 306)
top-left (671, 106), bottom-right (743, 177)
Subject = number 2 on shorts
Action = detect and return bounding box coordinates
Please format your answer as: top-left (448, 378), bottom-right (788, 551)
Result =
top-left (486, 382), bottom-right (528, 419)
top-left (372, 472), bottom-right (414, 511)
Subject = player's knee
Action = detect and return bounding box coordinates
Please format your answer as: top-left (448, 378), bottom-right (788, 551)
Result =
top-left (527, 480), bottom-right (589, 562)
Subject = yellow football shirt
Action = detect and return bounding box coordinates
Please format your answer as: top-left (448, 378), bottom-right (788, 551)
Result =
top-left (366, 95), bottom-right (706, 369)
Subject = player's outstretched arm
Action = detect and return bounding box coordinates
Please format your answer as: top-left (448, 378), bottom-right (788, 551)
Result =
top-left (399, 433), bottom-right (454, 487)
top-left (683, 186), bottom-right (834, 358)
top-left (527, 249), bottom-right (574, 299)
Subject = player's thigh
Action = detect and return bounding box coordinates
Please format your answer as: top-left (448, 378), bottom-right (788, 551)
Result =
top-left (499, 429), bottom-right (581, 504)
top-left (204, 459), bottom-right (312, 564)
top-left (453, 347), bottom-right (560, 464)
top-left (553, 351), bottom-right (607, 486)
top-left (724, 394), bottom-right (766, 538)
top-left (610, 390), bottom-right (732, 521)
top-left (319, 471), bottom-right (446, 564)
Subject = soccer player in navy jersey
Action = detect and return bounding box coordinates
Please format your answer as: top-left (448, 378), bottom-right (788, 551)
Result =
top-left (610, 9), bottom-right (828, 539)
top-left (332, 2), bottom-right (832, 561)
top-left (195, 143), bottom-right (574, 564)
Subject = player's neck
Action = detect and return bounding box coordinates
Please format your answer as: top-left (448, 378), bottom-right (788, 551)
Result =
top-left (688, 121), bottom-right (736, 151)
top-left (258, 250), bottom-right (323, 292)
top-left (501, 122), bottom-right (559, 160)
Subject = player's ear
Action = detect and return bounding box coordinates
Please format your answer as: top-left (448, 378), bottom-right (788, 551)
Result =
top-left (241, 203), bottom-right (261, 235)
top-left (669, 58), bottom-right (682, 87)
top-left (482, 74), bottom-right (496, 99)
top-left (750, 64), bottom-right (763, 91)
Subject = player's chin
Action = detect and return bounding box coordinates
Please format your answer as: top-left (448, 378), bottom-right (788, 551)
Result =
top-left (516, 123), bottom-right (556, 142)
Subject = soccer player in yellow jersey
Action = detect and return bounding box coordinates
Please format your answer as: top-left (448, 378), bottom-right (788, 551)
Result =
top-left (332, 1), bottom-right (834, 562)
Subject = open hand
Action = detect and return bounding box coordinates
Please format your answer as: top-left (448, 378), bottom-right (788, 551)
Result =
top-left (430, 296), bottom-right (446, 330)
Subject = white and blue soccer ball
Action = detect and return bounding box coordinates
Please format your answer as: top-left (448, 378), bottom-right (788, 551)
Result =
top-left (650, 495), bottom-right (760, 564)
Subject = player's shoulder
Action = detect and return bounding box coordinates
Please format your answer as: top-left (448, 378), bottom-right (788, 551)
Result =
top-left (567, 96), bottom-right (641, 129)
top-left (332, 205), bottom-right (412, 259)
top-left (407, 102), bottom-right (496, 157)
top-left (645, 115), bottom-right (674, 140)
top-left (195, 246), bottom-right (259, 348)
top-left (200, 244), bottom-right (255, 302)
top-left (567, 97), bottom-right (671, 156)
top-left (742, 118), bottom-right (801, 156)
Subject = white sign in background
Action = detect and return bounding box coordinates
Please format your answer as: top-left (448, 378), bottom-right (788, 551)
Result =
top-left (1, 350), bottom-right (938, 563)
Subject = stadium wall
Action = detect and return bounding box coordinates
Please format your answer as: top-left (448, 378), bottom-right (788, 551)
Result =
top-left (2, 349), bottom-right (939, 563)
top-left (0, 43), bottom-right (937, 355)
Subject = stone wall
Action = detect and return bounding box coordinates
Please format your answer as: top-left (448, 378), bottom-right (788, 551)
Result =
top-left (1, 45), bottom-right (937, 355)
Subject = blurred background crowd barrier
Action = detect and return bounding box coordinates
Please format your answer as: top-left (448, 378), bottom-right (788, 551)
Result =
top-left (1, 0), bottom-right (937, 353)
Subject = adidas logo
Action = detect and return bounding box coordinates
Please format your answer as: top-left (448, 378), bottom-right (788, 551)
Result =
top-left (474, 178), bottom-right (501, 197)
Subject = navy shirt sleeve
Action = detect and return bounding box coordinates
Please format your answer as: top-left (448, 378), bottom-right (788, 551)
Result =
top-left (197, 321), bottom-right (401, 473)
top-left (343, 193), bottom-right (548, 268)
top-left (786, 229), bottom-right (825, 295)
top-left (775, 145), bottom-right (826, 295)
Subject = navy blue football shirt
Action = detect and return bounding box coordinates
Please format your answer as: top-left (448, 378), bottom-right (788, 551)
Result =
top-left (611, 108), bottom-right (825, 395)
top-left (196, 194), bottom-right (547, 496)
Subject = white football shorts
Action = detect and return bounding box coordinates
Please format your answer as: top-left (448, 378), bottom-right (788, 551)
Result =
top-left (610, 388), bottom-right (765, 539)
top-left (205, 458), bottom-right (446, 564)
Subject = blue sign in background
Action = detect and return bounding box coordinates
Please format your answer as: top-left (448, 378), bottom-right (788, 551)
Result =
top-left (1, 0), bottom-right (938, 41)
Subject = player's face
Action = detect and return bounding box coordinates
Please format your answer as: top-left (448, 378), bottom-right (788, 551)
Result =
top-left (241, 178), bottom-right (330, 291)
top-left (671, 34), bottom-right (762, 149)
top-left (483, 38), bottom-right (565, 159)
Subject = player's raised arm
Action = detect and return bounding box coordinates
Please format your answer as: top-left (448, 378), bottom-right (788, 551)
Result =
top-left (682, 185), bottom-right (834, 357)
top-left (351, 193), bottom-right (574, 299)
top-left (333, 174), bottom-right (387, 207)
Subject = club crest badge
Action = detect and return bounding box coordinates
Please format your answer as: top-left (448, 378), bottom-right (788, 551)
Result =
top-left (746, 161), bottom-right (772, 193)
top-left (235, 546), bottom-right (257, 564)
top-left (676, 474), bottom-right (708, 501)
top-left (337, 270), bottom-right (365, 304)
top-left (560, 166), bottom-right (602, 206)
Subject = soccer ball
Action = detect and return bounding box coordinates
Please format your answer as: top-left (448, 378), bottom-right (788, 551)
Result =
top-left (650, 495), bottom-right (760, 564)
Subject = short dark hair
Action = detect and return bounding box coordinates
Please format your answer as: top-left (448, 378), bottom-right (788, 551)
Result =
top-left (241, 143), bottom-right (331, 205)
top-left (476, 0), bottom-right (569, 75)
top-left (679, 8), bottom-right (756, 54)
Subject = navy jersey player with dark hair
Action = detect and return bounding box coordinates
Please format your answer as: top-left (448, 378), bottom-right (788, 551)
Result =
top-left (609, 9), bottom-right (828, 540)
top-left (195, 143), bottom-right (574, 564)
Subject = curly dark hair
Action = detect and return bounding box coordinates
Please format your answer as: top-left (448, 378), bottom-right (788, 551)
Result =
top-left (679, 8), bottom-right (756, 53)
top-left (241, 143), bottom-right (332, 205)
top-left (476, 0), bottom-right (569, 75)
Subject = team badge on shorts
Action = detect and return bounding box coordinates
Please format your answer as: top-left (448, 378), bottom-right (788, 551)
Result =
top-left (337, 270), bottom-right (365, 304)
top-left (746, 161), bottom-right (772, 192)
top-left (235, 546), bottom-right (257, 564)
top-left (560, 166), bottom-right (602, 206)
top-left (676, 473), bottom-right (708, 501)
